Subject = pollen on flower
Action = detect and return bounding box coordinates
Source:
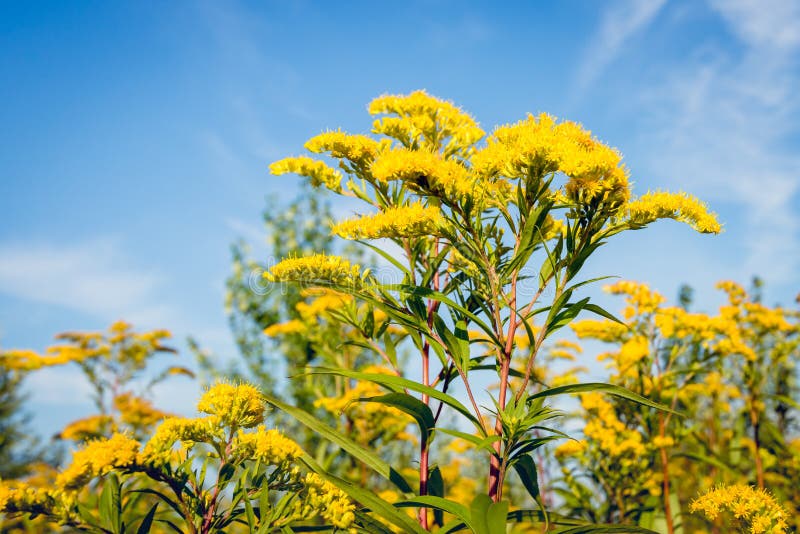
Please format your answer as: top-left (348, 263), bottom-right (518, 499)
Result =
top-left (331, 202), bottom-right (444, 240)
top-left (265, 254), bottom-right (364, 287)
top-left (270, 156), bottom-right (342, 192)
top-left (690, 484), bottom-right (789, 533)
top-left (56, 433), bottom-right (140, 489)
top-left (304, 130), bottom-right (385, 167)
top-left (141, 416), bottom-right (223, 465)
top-left (232, 425), bottom-right (303, 466)
top-left (368, 90), bottom-right (485, 153)
top-left (624, 190), bottom-right (722, 234)
top-left (197, 381), bottom-right (264, 429)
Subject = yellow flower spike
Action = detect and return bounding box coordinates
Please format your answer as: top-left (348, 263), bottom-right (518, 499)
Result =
top-left (263, 319), bottom-right (307, 337)
top-left (301, 472), bottom-right (357, 531)
top-left (265, 254), bottom-right (364, 287)
top-left (690, 484), bottom-right (789, 533)
top-left (332, 202), bottom-right (444, 240)
top-left (56, 433), bottom-right (140, 490)
top-left (270, 156), bottom-right (342, 192)
top-left (197, 382), bottom-right (264, 429)
top-left (369, 90), bottom-right (485, 152)
top-left (141, 416), bottom-right (224, 464)
top-left (304, 130), bottom-right (384, 166)
top-left (624, 190), bottom-right (722, 234)
top-left (58, 414), bottom-right (114, 442)
top-left (232, 425), bottom-right (303, 466)
top-left (113, 392), bottom-right (170, 429)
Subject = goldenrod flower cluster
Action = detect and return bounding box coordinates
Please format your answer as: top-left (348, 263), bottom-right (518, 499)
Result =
top-left (332, 202), bottom-right (444, 240)
top-left (690, 484), bottom-right (789, 533)
top-left (141, 416), bottom-right (224, 465)
top-left (232, 425), bottom-right (303, 466)
top-left (605, 280), bottom-right (666, 319)
top-left (369, 90), bottom-right (485, 154)
top-left (197, 381), bottom-right (264, 428)
top-left (114, 392), bottom-right (170, 429)
top-left (305, 130), bottom-right (385, 167)
top-left (270, 156), bottom-right (342, 191)
top-left (266, 254), bottom-right (364, 287)
top-left (0, 481), bottom-right (76, 523)
top-left (294, 473), bottom-right (357, 532)
top-left (58, 414), bottom-right (114, 441)
top-left (624, 190), bottom-right (721, 234)
top-left (56, 433), bottom-right (140, 489)
top-left (472, 112), bottom-right (630, 206)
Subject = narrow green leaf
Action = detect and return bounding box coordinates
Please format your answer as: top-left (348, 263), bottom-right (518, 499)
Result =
top-left (360, 393), bottom-right (435, 444)
top-left (396, 496), bottom-right (475, 532)
top-left (511, 454), bottom-right (540, 501)
top-left (310, 367), bottom-right (484, 433)
top-left (528, 383), bottom-right (683, 416)
top-left (262, 392), bottom-right (415, 493)
top-left (136, 503), bottom-right (158, 534)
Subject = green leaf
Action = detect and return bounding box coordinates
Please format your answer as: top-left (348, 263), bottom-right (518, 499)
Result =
top-left (429, 466), bottom-right (445, 526)
top-left (486, 500), bottom-right (510, 534)
top-left (527, 383), bottom-right (683, 416)
top-left (582, 303), bottom-right (625, 325)
top-left (361, 392), bottom-right (435, 444)
top-left (136, 503), bottom-right (158, 534)
top-left (396, 496), bottom-right (475, 532)
top-left (262, 392), bottom-right (415, 493)
top-left (511, 454), bottom-right (540, 501)
top-left (99, 474), bottom-right (121, 534)
top-left (468, 494), bottom-right (492, 534)
top-left (310, 367), bottom-right (484, 433)
top-left (437, 428), bottom-right (501, 453)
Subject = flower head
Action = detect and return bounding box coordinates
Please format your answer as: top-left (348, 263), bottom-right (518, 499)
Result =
top-left (197, 382), bottom-right (264, 429)
top-left (332, 202), bottom-right (444, 240)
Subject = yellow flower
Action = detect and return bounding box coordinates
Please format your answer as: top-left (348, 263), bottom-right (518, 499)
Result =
top-left (332, 202), bottom-right (444, 240)
top-left (369, 90), bottom-right (484, 153)
top-left (624, 190), bottom-right (721, 234)
top-left (266, 254), bottom-right (364, 287)
top-left (690, 484), bottom-right (789, 533)
top-left (232, 425), bottom-right (303, 466)
top-left (305, 130), bottom-right (384, 166)
top-left (58, 415), bottom-right (114, 442)
top-left (472, 112), bottom-right (630, 206)
top-left (299, 473), bottom-right (356, 530)
top-left (56, 433), bottom-right (140, 489)
top-left (197, 382), bottom-right (264, 429)
top-left (270, 156), bottom-right (342, 192)
top-left (114, 392), bottom-right (170, 429)
top-left (141, 416), bottom-right (223, 464)
top-left (263, 319), bottom-right (307, 337)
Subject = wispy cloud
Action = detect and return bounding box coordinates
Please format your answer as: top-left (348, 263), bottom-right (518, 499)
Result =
top-left (637, 0), bottom-right (800, 286)
top-left (574, 0), bottom-right (668, 97)
top-left (0, 238), bottom-right (175, 327)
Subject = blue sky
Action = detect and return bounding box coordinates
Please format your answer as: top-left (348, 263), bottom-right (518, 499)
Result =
top-left (1, 0), bottom-right (799, 435)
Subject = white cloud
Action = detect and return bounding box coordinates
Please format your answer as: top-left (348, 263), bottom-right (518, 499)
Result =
top-left (634, 0), bottom-right (800, 285)
top-left (574, 0), bottom-right (668, 96)
top-left (0, 238), bottom-right (175, 327)
top-left (709, 0), bottom-right (800, 50)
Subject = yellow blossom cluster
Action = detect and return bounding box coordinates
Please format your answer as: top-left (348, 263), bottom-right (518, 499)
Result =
top-left (624, 190), bottom-right (721, 234)
top-left (263, 319), bottom-right (307, 337)
top-left (270, 156), bottom-right (342, 191)
top-left (690, 484), bottom-right (789, 533)
top-left (232, 425), bottom-right (304, 466)
top-left (581, 393), bottom-right (647, 458)
top-left (56, 433), bottom-right (140, 489)
top-left (472, 113), bottom-right (630, 207)
top-left (114, 392), bottom-right (170, 429)
top-left (295, 288), bottom-right (353, 318)
top-left (197, 381), bottom-right (264, 428)
top-left (571, 319), bottom-right (629, 342)
top-left (604, 280), bottom-right (666, 319)
top-left (305, 130), bottom-right (385, 167)
top-left (266, 254), bottom-right (364, 287)
top-left (369, 90), bottom-right (485, 154)
top-left (58, 414), bottom-right (114, 442)
top-left (332, 202), bottom-right (444, 240)
top-left (0, 481), bottom-right (76, 522)
top-left (295, 473), bottom-right (357, 532)
top-left (141, 416), bottom-right (224, 464)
